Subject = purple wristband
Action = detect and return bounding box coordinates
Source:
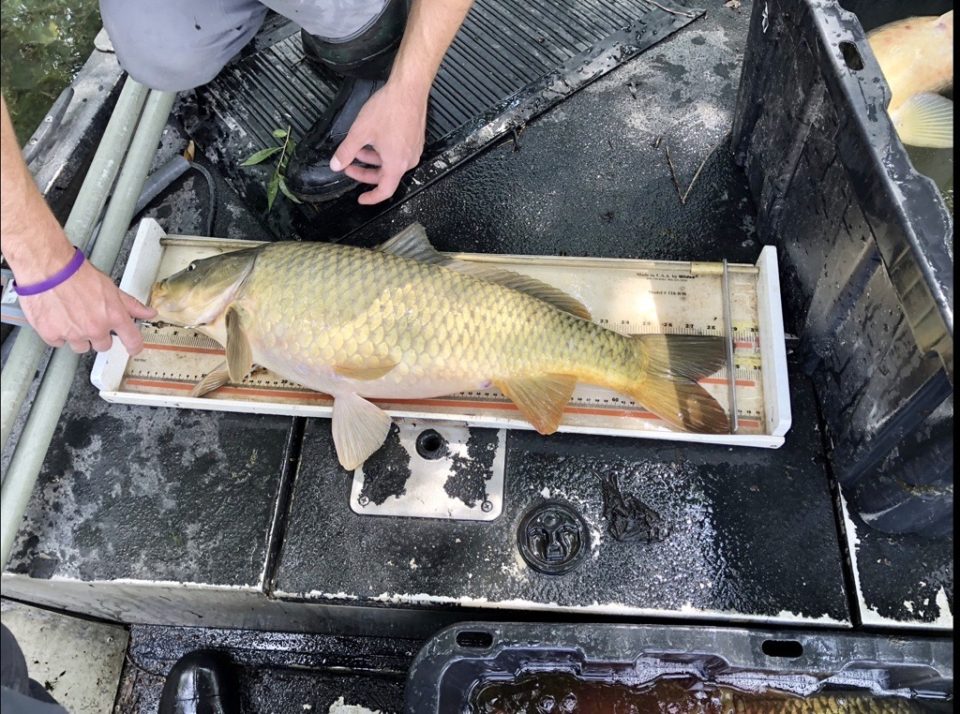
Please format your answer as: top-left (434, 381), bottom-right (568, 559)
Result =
top-left (12, 247), bottom-right (85, 297)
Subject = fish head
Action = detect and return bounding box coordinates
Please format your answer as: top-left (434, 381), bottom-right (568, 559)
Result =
top-left (150, 248), bottom-right (259, 327)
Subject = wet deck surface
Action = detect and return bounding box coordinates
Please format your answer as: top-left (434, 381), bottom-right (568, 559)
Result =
top-left (1, 0), bottom-right (952, 710)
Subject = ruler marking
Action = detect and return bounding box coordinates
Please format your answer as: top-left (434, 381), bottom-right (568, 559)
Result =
top-left (122, 251), bottom-right (774, 436)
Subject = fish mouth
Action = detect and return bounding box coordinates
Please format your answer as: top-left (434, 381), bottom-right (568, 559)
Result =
top-left (148, 281), bottom-right (187, 325)
top-left (148, 280), bottom-right (167, 308)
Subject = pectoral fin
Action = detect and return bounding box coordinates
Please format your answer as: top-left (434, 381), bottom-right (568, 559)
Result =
top-left (225, 306), bottom-right (252, 383)
top-left (333, 362), bottom-right (397, 380)
top-left (494, 374), bottom-right (577, 435)
top-left (190, 361), bottom-right (231, 398)
top-left (331, 392), bottom-right (393, 470)
top-left (893, 93), bottom-right (953, 148)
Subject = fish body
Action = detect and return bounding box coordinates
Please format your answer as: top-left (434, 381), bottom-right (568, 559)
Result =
top-left (150, 224), bottom-right (729, 469)
top-left (867, 11), bottom-right (953, 147)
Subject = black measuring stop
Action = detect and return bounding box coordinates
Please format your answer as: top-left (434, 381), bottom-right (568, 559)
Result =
top-left (517, 500), bottom-right (590, 575)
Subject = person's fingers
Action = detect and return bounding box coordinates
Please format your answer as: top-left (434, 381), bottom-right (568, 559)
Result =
top-left (120, 291), bottom-right (157, 319)
top-left (330, 130), bottom-right (368, 172)
top-left (91, 334), bottom-right (114, 352)
top-left (343, 164), bottom-right (381, 185)
top-left (357, 169), bottom-right (404, 205)
top-left (68, 339), bottom-right (91, 354)
top-left (114, 317), bottom-right (146, 356)
top-left (354, 147), bottom-right (382, 166)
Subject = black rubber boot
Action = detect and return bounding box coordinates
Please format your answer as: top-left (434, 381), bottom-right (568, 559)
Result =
top-left (286, 0), bottom-right (410, 202)
top-left (158, 650), bottom-right (240, 714)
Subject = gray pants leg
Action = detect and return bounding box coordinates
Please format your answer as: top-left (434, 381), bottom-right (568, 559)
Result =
top-left (99, 0), bottom-right (270, 91)
top-left (1, 624), bottom-right (68, 714)
top-left (99, 0), bottom-right (390, 92)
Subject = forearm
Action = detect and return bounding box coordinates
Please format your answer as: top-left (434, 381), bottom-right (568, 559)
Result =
top-left (387, 0), bottom-right (475, 99)
top-left (0, 96), bottom-right (74, 282)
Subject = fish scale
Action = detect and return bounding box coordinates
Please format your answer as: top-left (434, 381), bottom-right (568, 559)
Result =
top-left (237, 241), bottom-right (614, 386)
top-left (149, 224), bottom-right (733, 468)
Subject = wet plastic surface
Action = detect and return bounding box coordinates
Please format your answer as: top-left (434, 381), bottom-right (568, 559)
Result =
top-left (1, 9), bottom-right (951, 697)
top-left (3, 355), bottom-right (293, 587)
top-left (275, 361), bottom-right (848, 624)
top-left (114, 624), bottom-right (417, 713)
top-left (731, 0), bottom-right (954, 540)
top-left (406, 622), bottom-right (953, 713)
top-left (182, 0), bottom-right (703, 241)
top-left (3, 0), bottom-right (852, 630)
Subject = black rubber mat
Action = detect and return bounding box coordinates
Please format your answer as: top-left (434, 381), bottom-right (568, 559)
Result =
top-left (183, 1), bottom-right (703, 239)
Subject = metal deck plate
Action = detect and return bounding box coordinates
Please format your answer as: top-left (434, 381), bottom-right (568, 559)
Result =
top-left (351, 420), bottom-right (507, 521)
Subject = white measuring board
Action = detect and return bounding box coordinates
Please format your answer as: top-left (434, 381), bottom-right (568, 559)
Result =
top-left (92, 219), bottom-right (791, 447)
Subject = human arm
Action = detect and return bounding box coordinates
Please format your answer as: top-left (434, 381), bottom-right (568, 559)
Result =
top-left (0, 95), bottom-right (155, 354)
top-left (331, 0), bottom-right (475, 204)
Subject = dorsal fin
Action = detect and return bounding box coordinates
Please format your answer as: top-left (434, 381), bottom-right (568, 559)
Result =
top-left (378, 223), bottom-right (592, 320)
top-left (377, 223), bottom-right (447, 265)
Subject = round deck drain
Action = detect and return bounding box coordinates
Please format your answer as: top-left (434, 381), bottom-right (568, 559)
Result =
top-left (517, 500), bottom-right (589, 575)
top-left (415, 429), bottom-right (447, 460)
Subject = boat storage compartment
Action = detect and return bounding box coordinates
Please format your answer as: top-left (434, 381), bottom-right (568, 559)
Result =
top-left (405, 622), bottom-right (953, 713)
top-left (731, 0), bottom-right (954, 536)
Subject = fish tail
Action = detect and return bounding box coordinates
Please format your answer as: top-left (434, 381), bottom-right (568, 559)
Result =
top-left (625, 334), bottom-right (730, 434)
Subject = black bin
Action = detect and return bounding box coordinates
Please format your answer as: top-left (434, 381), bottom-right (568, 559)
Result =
top-left (404, 622), bottom-right (953, 712)
top-left (731, 0), bottom-right (954, 536)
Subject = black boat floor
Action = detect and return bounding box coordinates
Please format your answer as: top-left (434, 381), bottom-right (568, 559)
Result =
top-left (0, 0), bottom-right (952, 710)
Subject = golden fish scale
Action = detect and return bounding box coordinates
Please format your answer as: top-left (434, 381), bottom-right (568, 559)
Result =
top-left (232, 242), bottom-right (638, 387)
top-left (868, 16), bottom-right (953, 111)
top-left (721, 691), bottom-right (924, 713)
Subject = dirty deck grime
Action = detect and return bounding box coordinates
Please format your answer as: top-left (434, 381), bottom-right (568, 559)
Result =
top-left (0, 0), bottom-right (952, 711)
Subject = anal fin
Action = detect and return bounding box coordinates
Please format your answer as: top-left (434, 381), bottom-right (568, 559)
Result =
top-left (332, 392), bottom-right (393, 470)
top-left (494, 374), bottom-right (577, 435)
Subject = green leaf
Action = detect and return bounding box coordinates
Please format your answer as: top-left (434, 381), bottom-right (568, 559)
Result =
top-left (266, 174), bottom-right (281, 212)
top-left (278, 177), bottom-right (303, 204)
top-left (240, 146), bottom-right (282, 166)
top-left (272, 128), bottom-right (288, 139)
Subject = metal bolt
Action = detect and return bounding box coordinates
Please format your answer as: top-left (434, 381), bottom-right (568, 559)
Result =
top-left (481, 500), bottom-right (493, 512)
top-left (358, 495), bottom-right (369, 507)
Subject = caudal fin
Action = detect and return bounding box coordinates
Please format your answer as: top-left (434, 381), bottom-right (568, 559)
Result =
top-left (629, 334), bottom-right (730, 434)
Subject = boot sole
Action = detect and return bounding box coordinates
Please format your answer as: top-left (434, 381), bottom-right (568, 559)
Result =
top-left (293, 180), bottom-right (360, 204)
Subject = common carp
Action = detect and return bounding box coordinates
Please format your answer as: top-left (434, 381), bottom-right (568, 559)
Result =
top-left (868, 11), bottom-right (953, 147)
top-left (150, 224), bottom-right (730, 469)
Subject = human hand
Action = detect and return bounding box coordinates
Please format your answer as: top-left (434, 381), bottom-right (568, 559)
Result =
top-left (17, 248), bottom-right (157, 355)
top-left (329, 81), bottom-right (428, 205)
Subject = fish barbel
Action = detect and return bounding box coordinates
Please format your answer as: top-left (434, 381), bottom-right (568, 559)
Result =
top-left (150, 224), bottom-right (730, 469)
top-left (868, 11), bottom-right (953, 147)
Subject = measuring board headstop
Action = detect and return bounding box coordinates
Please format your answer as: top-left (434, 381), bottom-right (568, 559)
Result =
top-left (92, 219), bottom-right (791, 449)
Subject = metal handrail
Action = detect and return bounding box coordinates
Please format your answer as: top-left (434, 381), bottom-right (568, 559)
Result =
top-left (1, 86), bottom-right (176, 569)
top-left (0, 78), bottom-right (149, 451)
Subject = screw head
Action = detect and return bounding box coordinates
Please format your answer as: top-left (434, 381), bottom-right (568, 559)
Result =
top-left (358, 495), bottom-right (370, 507)
top-left (481, 500), bottom-right (494, 512)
